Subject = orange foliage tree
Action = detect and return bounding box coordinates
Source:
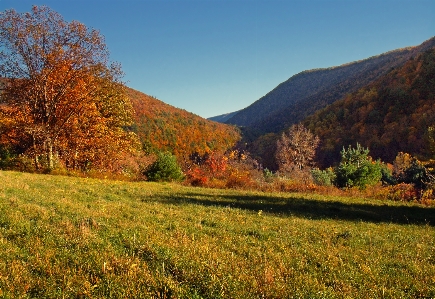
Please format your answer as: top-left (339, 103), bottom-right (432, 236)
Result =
top-left (0, 6), bottom-right (138, 171)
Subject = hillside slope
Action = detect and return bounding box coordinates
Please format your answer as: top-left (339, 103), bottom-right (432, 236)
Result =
top-left (305, 48), bottom-right (435, 167)
top-left (225, 37), bottom-right (435, 136)
top-left (127, 88), bottom-right (240, 158)
top-left (208, 110), bottom-right (240, 123)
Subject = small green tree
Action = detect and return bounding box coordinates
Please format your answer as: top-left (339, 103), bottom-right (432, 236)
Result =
top-left (144, 152), bottom-right (184, 182)
top-left (311, 167), bottom-right (336, 186)
top-left (0, 145), bottom-right (15, 169)
top-left (335, 143), bottom-right (383, 189)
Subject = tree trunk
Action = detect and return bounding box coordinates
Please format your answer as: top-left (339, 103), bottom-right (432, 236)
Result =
top-left (46, 137), bottom-right (54, 170)
top-left (32, 133), bottom-right (39, 170)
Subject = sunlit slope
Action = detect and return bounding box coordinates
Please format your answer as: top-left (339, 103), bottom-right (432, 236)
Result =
top-left (127, 87), bottom-right (240, 157)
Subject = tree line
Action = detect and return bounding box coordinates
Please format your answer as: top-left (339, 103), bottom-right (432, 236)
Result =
top-left (0, 6), bottom-right (433, 201)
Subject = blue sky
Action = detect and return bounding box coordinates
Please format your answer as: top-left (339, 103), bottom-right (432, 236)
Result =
top-left (1, 0), bottom-right (434, 118)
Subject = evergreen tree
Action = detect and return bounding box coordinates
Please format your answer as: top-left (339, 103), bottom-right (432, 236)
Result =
top-left (335, 143), bottom-right (383, 189)
top-left (144, 152), bottom-right (184, 182)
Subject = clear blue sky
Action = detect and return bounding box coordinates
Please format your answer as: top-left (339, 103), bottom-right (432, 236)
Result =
top-left (1, 0), bottom-right (434, 118)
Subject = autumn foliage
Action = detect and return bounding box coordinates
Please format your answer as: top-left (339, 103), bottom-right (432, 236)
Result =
top-left (0, 5), bottom-right (434, 208)
top-left (184, 150), bottom-right (262, 189)
top-left (275, 124), bottom-right (320, 173)
top-left (305, 48), bottom-right (435, 167)
top-left (127, 87), bottom-right (241, 159)
top-left (0, 6), bottom-right (139, 172)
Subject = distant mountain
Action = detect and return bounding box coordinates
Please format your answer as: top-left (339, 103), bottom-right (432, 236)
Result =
top-left (208, 111), bottom-right (240, 123)
top-left (305, 47), bottom-right (435, 167)
top-left (127, 88), bottom-right (240, 158)
top-left (222, 37), bottom-right (435, 137)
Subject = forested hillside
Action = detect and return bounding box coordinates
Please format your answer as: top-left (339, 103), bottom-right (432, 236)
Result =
top-left (222, 37), bottom-right (435, 170)
top-left (305, 48), bottom-right (435, 167)
top-left (127, 88), bottom-right (241, 158)
top-left (223, 37), bottom-right (435, 137)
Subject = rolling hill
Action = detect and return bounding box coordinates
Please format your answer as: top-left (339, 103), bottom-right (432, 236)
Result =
top-left (209, 36), bottom-right (435, 170)
top-left (127, 88), bottom-right (241, 158)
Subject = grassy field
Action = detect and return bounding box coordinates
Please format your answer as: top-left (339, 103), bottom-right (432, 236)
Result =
top-left (0, 170), bottom-right (434, 298)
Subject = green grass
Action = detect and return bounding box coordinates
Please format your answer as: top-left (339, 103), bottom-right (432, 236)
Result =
top-left (0, 170), bottom-right (435, 298)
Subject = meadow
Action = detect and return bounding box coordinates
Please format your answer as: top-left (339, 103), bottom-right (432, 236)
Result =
top-left (0, 170), bottom-right (434, 298)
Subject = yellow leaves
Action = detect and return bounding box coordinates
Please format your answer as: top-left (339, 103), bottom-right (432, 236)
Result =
top-left (228, 150), bottom-right (237, 160)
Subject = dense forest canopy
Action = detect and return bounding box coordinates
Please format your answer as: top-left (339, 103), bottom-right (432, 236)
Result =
top-left (127, 87), bottom-right (241, 159)
top-left (224, 37), bottom-right (435, 134)
top-left (305, 48), bottom-right (435, 167)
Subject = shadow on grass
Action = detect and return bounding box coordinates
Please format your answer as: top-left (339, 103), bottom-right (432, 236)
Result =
top-left (150, 192), bottom-right (435, 226)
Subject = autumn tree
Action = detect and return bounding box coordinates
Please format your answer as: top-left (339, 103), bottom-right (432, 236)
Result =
top-left (393, 152), bottom-right (434, 189)
top-left (275, 124), bottom-right (320, 173)
top-left (0, 6), bottom-right (138, 171)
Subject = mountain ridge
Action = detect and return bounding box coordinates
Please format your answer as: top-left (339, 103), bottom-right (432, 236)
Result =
top-left (215, 37), bottom-right (435, 137)
top-left (217, 36), bottom-right (435, 169)
top-left (208, 110), bottom-right (240, 123)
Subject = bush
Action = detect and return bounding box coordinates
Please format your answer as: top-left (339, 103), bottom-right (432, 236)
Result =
top-left (263, 168), bottom-right (275, 183)
top-left (394, 154), bottom-right (434, 190)
top-left (311, 168), bottom-right (336, 186)
top-left (384, 183), bottom-right (419, 202)
top-left (186, 168), bottom-right (208, 186)
top-left (380, 163), bottom-right (396, 185)
top-left (401, 159), bottom-right (433, 189)
top-left (0, 146), bottom-right (15, 169)
top-left (144, 152), bottom-right (184, 182)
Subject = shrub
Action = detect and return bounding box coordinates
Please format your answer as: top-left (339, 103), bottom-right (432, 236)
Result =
top-left (263, 168), bottom-right (275, 183)
top-left (402, 159), bottom-right (433, 189)
top-left (384, 183), bottom-right (419, 202)
top-left (186, 168), bottom-right (208, 186)
top-left (0, 145), bottom-right (15, 169)
top-left (380, 163), bottom-right (396, 185)
top-left (311, 168), bottom-right (336, 186)
top-left (394, 154), bottom-right (434, 190)
top-left (144, 152), bottom-right (184, 182)
top-left (225, 169), bottom-right (255, 189)
top-left (184, 150), bottom-right (262, 190)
